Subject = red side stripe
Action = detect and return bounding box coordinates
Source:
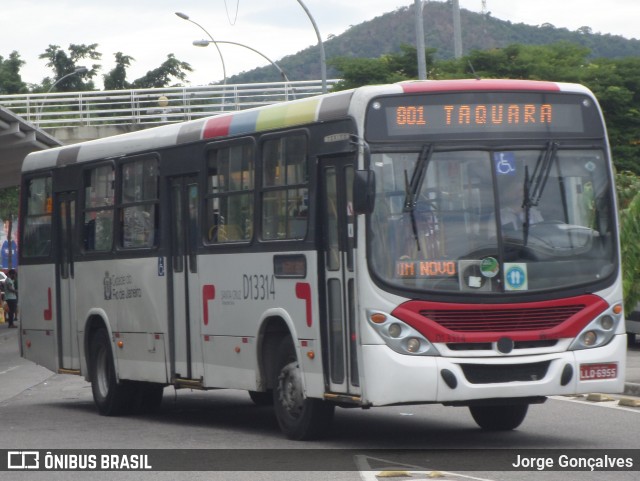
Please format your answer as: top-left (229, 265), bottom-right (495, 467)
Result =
top-left (203, 115), bottom-right (233, 139)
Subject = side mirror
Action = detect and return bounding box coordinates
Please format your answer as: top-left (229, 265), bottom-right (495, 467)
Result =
top-left (353, 170), bottom-right (375, 215)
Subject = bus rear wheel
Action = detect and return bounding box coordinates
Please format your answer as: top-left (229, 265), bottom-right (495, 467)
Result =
top-left (272, 337), bottom-right (334, 440)
top-left (90, 328), bottom-right (134, 416)
top-left (469, 403), bottom-right (529, 431)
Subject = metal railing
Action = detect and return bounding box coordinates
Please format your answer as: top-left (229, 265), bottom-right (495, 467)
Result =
top-left (0, 80), bottom-right (338, 130)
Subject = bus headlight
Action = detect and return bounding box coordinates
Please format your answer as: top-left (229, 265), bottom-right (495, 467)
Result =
top-left (388, 323), bottom-right (402, 338)
top-left (569, 304), bottom-right (623, 351)
top-left (367, 310), bottom-right (439, 356)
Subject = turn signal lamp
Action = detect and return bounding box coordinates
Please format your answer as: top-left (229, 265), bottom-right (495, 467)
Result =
top-left (370, 313), bottom-right (387, 324)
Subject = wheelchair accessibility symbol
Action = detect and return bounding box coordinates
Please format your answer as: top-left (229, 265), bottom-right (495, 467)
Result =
top-left (494, 152), bottom-right (516, 175)
top-left (505, 263), bottom-right (528, 291)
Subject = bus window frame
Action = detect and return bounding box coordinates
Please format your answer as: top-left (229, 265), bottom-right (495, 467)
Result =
top-left (80, 160), bottom-right (116, 256)
top-left (115, 153), bottom-right (161, 252)
top-left (20, 172), bottom-right (55, 262)
top-left (258, 129), bottom-right (311, 243)
top-left (203, 136), bottom-right (257, 246)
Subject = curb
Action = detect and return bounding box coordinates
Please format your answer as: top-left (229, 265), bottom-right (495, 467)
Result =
top-left (624, 382), bottom-right (640, 398)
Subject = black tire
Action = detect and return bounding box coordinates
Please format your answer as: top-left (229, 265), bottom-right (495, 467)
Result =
top-left (89, 328), bottom-right (134, 416)
top-left (249, 390), bottom-right (273, 406)
top-left (272, 337), bottom-right (334, 440)
top-left (469, 404), bottom-right (529, 431)
top-left (628, 333), bottom-right (637, 347)
top-left (131, 382), bottom-right (165, 414)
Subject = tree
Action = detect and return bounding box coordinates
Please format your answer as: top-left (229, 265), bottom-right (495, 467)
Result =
top-left (130, 54), bottom-right (192, 89)
top-left (103, 52), bottom-right (135, 90)
top-left (38, 44), bottom-right (101, 91)
top-left (329, 44), bottom-right (436, 91)
top-left (0, 187), bottom-right (19, 269)
top-left (0, 51), bottom-right (27, 94)
top-left (616, 171), bottom-right (640, 312)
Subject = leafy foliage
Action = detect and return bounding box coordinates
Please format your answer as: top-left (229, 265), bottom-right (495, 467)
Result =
top-left (617, 172), bottom-right (640, 311)
top-left (38, 44), bottom-right (101, 91)
top-left (0, 51), bottom-right (27, 94)
top-left (130, 54), bottom-right (193, 89)
top-left (103, 52), bottom-right (135, 90)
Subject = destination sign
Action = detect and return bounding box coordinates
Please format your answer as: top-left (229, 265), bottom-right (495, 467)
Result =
top-left (365, 92), bottom-right (604, 141)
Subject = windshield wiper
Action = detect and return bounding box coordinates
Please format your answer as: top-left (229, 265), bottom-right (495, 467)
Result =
top-left (522, 141), bottom-right (559, 244)
top-left (403, 144), bottom-right (434, 251)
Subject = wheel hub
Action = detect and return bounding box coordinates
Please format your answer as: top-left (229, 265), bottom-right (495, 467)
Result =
top-left (278, 361), bottom-right (304, 417)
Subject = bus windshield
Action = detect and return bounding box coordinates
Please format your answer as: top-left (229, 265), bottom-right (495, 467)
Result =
top-left (369, 147), bottom-right (616, 294)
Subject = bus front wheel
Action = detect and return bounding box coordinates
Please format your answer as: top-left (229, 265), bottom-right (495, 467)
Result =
top-left (90, 328), bottom-right (134, 416)
top-left (249, 390), bottom-right (273, 406)
top-left (272, 337), bottom-right (334, 440)
top-left (469, 403), bottom-right (529, 431)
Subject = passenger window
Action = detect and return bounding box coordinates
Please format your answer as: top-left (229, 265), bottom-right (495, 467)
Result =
top-left (119, 157), bottom-right (159, 248)
top-left (83, 164), bottom-right (115, 252)
top-left (261, 134), bottom-right (309, 240)
top-left (22, 176), bottom-right (53, 257)
top-left (205, 142), bottom-right (254, 244)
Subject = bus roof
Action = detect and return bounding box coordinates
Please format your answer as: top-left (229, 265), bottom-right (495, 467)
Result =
top-left (21, 79), bottom-right (592, 173)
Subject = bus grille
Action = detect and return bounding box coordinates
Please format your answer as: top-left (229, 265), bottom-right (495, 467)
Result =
top-left (420, 305), bottom-right (584, 332)
top-left (460, 361), bottom-right (551, 384)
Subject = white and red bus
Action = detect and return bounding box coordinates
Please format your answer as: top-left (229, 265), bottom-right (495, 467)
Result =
top-left (19, 79), bottom-right (626, 439)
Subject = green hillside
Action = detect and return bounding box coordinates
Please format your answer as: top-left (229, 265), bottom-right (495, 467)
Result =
top-left (228, 1), bottom-right (640, 84)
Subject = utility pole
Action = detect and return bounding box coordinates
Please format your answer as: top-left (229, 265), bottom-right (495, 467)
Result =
top-left (452, 0), bottom-right (463, 59)
top-left (414, 0), bottom-right (427, 80)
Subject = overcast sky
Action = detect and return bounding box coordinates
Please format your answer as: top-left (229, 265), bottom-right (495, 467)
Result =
top-left (1, 0), bottom-right (638, 89)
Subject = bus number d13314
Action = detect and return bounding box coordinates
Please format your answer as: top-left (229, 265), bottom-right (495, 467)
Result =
top-left (243, 274), bottom-right (276, 301)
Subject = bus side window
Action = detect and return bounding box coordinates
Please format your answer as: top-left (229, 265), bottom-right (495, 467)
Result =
top-left (261, 133), bottom-right (308, 241)
top-left (205, 141), bottom-right (254, 244)
top-left (22, 176), bottom-right (53, 258)
top-left (118, 157), bottom-right (159, 249)
top-left (83, 164), bottom-right (115, 252)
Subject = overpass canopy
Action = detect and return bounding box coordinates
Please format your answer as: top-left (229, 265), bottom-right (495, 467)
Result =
top-left (0, 105), bottom-right (62, 189)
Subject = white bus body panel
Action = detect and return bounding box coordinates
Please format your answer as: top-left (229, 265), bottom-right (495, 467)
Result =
top-left (19, 265), bottom-right (58, 373)
top-left (196, 251), bottom-right (325, 396)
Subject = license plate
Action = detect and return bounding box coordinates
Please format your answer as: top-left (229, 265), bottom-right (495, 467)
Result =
top-left (579, 363), bottom-right (618, 381)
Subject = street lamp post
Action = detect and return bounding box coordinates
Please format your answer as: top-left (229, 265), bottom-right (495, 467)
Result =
top-left (193, 39), bottom-right (293, 86)
top-left (295, 0), bottom-right (327, 93)
top-left (36, 66), bottom-right (88, 125)
top-left (175, 11), bottom-right (227, 85)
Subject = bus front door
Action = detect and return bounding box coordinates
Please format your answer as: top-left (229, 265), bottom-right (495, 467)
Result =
top-left (169, 176), bottom-right (204, 381)
top-left (55, 191), bottom-right (80, 371)
top-left (320, 158), bottom-right (360, 396)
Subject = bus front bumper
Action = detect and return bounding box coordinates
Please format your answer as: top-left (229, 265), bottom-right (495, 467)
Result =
top-left (360, 333), bottom-right (626, 406)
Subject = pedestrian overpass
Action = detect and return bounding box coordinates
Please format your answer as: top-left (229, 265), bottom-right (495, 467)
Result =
top-left (0, 80), bottom-right (335, 145)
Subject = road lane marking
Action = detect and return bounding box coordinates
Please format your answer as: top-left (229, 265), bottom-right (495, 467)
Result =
top-left (0, 365), bottom-right (20, 375)
top-left (551, 395), bottom-right (640, 414)
top-left (355, 455), bottom-right (498, 481)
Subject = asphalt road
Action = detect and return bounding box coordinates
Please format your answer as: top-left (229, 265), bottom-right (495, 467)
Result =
top-left (2, 324), bottom-right (640, 481)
